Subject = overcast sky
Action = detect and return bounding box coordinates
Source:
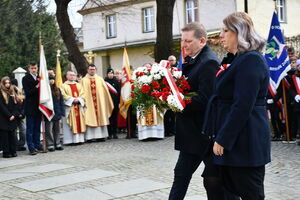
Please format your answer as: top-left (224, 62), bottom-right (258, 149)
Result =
top-left (46, 0), bottom-right (86, 28)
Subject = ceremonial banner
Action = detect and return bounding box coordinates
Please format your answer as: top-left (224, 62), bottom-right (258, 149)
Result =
top-left (119, 47), bottom-right (132, 118)
top-left (55, 56), bottom-right (63, 88)
top-left (264, 11), bottom-right (291, 89)
top-left (39, 45), bottom-right (54, 121)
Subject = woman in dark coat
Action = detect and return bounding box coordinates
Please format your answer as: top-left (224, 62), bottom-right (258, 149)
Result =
top-left (211, 12), bottom-right (271, 199)
top-left (0, 76), bottom-right (20, 158)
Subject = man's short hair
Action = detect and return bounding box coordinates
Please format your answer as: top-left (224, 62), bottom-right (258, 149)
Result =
top-left (181, 22), bottom-right (207, 39)
top-left (287, 47), bottom-right (295, 53)
top-left (29, 61), bottom-right (37, 67)
top-left (87, 64), bottom-right (96, 69)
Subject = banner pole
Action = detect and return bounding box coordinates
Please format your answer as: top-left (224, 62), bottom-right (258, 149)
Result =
top-left (282, 80), bottom-right (291, 141)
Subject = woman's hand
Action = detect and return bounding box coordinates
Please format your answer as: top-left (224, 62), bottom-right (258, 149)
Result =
top-left (9, 116), bottom-right (15, 121)
top-left (213, 142), bottom-right (224, 156)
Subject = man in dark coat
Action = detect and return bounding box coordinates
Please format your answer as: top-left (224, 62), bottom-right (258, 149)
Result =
top-left (105, 68), bottom-right (121, 139)
top-left (169, 22), bottom-right (221, 199)
top-left (22, 62), bottom-right (41, 155)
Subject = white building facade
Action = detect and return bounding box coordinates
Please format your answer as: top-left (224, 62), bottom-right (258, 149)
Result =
top-left (78, 0), bottom-right (300, 76)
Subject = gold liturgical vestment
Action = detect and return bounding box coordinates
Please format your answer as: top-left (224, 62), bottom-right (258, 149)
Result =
top-left (80, 74), bottom-right (114, 127)
top-left (61, 81), bottom-right (86, 134)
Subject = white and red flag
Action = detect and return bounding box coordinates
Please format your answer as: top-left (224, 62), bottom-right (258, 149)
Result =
top-left (39, 45), bottom-right (54, 120)
top-left (119, 47), bottom-right (132, 118)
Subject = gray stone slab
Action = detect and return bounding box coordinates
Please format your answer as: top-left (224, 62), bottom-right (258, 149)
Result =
top-left (185, 195), bottom-right (207, 200)
top-left (9, 164), bottom-right (73, 173)
top-left (48, 188), bottom-right (113, 200)
top-left (0, 164), bottom-right (74, 182)
top-left (95, 178), bottom-right (169, 198)
top-left (0, 159), bottom-right (35, 169)
top-left (12, 169), bottom-right (118, 192)
top-left (0, 173), bottom-right (34, 182)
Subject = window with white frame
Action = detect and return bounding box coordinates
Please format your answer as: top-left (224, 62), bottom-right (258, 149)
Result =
top-left (276, 0), bottom-right (286, 22)
top-left (106, 14), bottom-right (117, 38)
top-left (143, 7), bottom-right (154, 32)
top-left (186, 0), bottom-right (198, 24)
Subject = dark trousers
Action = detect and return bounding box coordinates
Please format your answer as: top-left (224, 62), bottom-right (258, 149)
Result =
top-left (0, 130), bottom-right (17, 156)
top-left (26, 115), bottom-right (41, 151)
top-left (169, 151), bottom-right (238, 200)
top-left (164, 110), bottom-right (175, 136)
top-left (290, 110), bottom-right (300, 139)
top-left (45, 120), bottom-right (61, 149)
top-left (220, 165), bottom-right (265, 200)
top-left (269, 109), bottom-right (284, 138)
top-left (126, 105), bottom-right (137, 137)
top-left (108, 107), bottom-right (119, 137)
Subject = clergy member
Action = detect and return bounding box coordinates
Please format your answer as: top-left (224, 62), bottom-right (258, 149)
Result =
top-left (80, 64), bottom-right (114, 141)
top-left (61, 71), bottom-right (86, 144)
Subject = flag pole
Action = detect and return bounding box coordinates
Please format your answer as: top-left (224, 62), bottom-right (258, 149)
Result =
top-left (39, 32), bottom-right (47, 153)
top-left (282, 81), bottom-right (291, 141)
top-left (273, 1), bottom-right (291, 143)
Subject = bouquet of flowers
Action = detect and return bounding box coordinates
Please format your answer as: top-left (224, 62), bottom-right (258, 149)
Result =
top-left (131, 60), bottom-right (195, 116)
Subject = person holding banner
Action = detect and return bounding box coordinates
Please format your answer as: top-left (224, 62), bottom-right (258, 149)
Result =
top-left (22, 62), bottom-right (41, 155)
top-left (105, 68), bottom-right (121, 139)
top-left (169, 22), bottom-right (232, 200)
top-left (212, 12), bottom-right (271, 199)
top-left (45, 75), bottom-right (65, 151)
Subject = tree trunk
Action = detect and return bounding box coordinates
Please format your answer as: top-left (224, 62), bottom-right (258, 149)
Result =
top-left (155, 0), bottom-right (176, 62)
top-left (55, 0), bottom-right (88, 75)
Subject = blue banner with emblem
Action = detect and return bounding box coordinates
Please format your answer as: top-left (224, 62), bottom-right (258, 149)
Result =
top-left (264, 11), bottom-right (290, 89)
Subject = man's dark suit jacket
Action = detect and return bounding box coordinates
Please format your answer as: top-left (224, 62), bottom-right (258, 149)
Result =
top-left (22, 73), bottom-right (40, 116)
top-left (175, 45), bottom-right (219, 156)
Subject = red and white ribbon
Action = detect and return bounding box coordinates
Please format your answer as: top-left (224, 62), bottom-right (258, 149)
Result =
top-left (105, 81), bottom-right (118, 95)
top-left (216, 64), bottom-right (231, 77)
top-left (292, 75), bottom-right (300, 95)
top-left (162, 67), bottom-right (185, 110)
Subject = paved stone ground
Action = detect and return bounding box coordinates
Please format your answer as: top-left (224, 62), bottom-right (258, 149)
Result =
top-left (0, 134), bottom-right (299, 200)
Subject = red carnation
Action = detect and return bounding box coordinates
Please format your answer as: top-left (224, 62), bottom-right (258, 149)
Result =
top-left (141, 84), bottom-right (151, 93)
top-left (130, 92), bottom-right (135, 98)
top-left (151, 81), bottom-right (160, 89)
top-left (185, 99), bottom-right (192, 104)
top-left (131, 84), bottom-right (135, 90)
top-left (162, 77), bottom-right (168, 85)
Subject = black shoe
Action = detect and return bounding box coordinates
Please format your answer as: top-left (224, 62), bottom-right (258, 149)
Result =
top-left (29, 150), bottom-right (37, 155)
top-left (272, 137), bottom-right (280, 141)
top-left (113, 135), bottom-right (118, 139)
top-left (55, 146), bottom-right (64, 151)
top-left (107, 136), bottom-right (112, 140)
top-left (11, 153), bottom-right (17, 157)
top-left (17, 146), bottom-right (27, 151)
top-left (96, 138), bottom-right (106, 142)
top-left (48, 148), bottom-right (55, 152)
top-left (3, 154), bottom-right (11, 158)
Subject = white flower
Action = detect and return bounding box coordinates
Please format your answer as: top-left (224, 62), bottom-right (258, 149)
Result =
top-left (173, 71), bottom-right (182, 79)
top-left (167, 94), bottom-right (184, 111)
top-left (138, 75), bottom-right (152, 84)
top-left (153, 74), bottom-right (161, 80)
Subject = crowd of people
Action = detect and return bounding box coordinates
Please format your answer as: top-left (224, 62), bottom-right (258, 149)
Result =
top-left (0, 59), bottom-right (179, 158)
top-left (267, 46), bottom-right (300, 143)
top-left (0, 11), bottom-right (299, 200)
